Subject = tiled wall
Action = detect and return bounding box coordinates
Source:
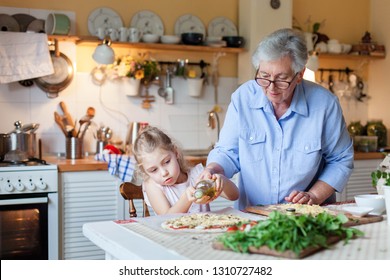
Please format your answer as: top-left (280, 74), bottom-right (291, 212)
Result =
top-left (0, 40), bottom-right (236, 156)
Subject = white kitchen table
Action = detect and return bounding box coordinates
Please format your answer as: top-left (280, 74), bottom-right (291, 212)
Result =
top-left (83, 207), bottom-right (390, 260)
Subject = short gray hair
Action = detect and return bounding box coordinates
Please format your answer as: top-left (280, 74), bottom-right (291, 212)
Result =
top-left (251, 28), bottom-right (308, 73)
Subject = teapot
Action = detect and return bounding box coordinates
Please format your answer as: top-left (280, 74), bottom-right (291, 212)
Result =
top-left (304, 32), bottom-right (319, 52)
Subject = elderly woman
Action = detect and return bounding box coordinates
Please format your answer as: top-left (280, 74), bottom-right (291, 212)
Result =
top-left (202, 28), bottom-right (353, 210)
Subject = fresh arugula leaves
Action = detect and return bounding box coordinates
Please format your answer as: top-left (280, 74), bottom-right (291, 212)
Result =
top-left (217, 211), bottom-right (364, 256)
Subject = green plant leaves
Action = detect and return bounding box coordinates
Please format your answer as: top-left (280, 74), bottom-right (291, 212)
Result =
top-left (217, 211), bottom-right (363, 256)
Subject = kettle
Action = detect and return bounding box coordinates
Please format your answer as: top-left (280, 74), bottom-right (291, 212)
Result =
top-left (125, 122), bottom-right (149, 153)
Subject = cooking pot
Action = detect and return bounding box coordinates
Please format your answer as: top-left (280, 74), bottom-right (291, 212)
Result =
top-left (2, 121), bottom-right (39, 162)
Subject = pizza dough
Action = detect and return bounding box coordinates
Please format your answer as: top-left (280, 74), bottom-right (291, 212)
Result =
top-left (161, 213), bottom-right (249, 232)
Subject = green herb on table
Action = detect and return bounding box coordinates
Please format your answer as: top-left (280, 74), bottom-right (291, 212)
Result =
top-left (217, 211), bottom-right (364, 256)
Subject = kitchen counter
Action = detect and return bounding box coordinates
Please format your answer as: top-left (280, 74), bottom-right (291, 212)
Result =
top-left (83, 209), bottom-right (389, 260)
top-left (354, 152), bottom-right (386, 160)
top-left (44, 156), bottom-right (108, 172)
top-left (44, 154), bottom-right (207, 172)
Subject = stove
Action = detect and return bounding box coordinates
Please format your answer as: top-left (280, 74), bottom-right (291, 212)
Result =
top-left (0, 158), bottom-right (58, 195)
top-left (0, 158), bottom-right (59, 259)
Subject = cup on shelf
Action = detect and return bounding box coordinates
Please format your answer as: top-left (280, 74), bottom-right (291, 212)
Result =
top-left (45, 13), bottom-right (71, 35)
top-left (107, 28), bottom-right (119, 41)
top-left (129, 27), bottom-right (142, 43)
top-left (119, 27), bottom-right (129, 42)
top-left (96, 27), bottom-right (107, 40)
top-left (327, 39), bottom-right (342, 54)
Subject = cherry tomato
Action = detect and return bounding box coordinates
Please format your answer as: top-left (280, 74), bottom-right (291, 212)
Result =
top-left (226, 225), bottom-right (238, 232)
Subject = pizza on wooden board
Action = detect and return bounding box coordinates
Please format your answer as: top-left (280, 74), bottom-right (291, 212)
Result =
top-left (161, 213), bottom-right (250, 232)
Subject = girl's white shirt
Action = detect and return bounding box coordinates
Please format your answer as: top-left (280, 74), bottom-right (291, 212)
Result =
top-left (143, 163), bottom-right (210, 213)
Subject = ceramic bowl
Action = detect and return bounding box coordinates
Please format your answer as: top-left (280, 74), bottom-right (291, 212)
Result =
top-left (222, 36), bottom-right (245, 48)
top-left (355, 194), bottom-right (386, 215)
top-left (142, 34), bottom-right (160, 43)
top-left (342, 205), bottom-right (374, 217)
top-left (181, 33), bottom-right (204, 45)
top-left (161, 35), bottom-right (180, 44)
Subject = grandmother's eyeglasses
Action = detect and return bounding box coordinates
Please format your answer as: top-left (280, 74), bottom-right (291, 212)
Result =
top-left (254, 72), bottom-right (299, 90)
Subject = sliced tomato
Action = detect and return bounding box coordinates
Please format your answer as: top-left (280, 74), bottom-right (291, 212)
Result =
top-left (226, 225), bottom-right (239, 232)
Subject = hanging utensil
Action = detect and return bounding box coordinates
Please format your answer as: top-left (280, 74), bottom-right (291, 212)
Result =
top-left (34, 39), bottom-right (74, 98)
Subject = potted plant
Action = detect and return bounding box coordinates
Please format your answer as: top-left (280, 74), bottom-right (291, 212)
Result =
top-left (106, 53), bottom-right (160, 96)
top-left (370, 153), bottom-right (390, 195)
top-left (186, 67), bottom-right (205, 97)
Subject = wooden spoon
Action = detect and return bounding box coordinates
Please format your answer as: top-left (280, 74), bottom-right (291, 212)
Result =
top-left (54, 112), bottom-right (67, 136)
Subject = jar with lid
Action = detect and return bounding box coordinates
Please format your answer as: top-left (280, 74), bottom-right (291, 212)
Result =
top-left (193, 179), bottom-right (216, 204)
top-left (366, 119), bottom-right (387, 148)
top-left (347, 121), bottom-right (364, 137)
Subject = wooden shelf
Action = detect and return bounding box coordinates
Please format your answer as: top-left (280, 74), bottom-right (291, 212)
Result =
top-left (74, 36), bottom-right (246, 54)
top-left (318, 53), bottom-right (385, 60)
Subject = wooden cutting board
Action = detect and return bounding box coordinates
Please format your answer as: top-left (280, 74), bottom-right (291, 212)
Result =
top-left (212, 235), bottom-right (341, 259)
top-left (245, 204), bottom-right (383, 226)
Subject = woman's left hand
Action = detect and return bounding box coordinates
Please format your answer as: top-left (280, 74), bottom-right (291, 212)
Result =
top-left (285, 190), bottom-right (316, 205)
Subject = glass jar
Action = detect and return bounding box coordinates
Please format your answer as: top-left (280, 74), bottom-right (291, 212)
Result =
top-left (347, 121), bottom-right (364, 137)
top-left (366, 119), bottom-right (387, 148)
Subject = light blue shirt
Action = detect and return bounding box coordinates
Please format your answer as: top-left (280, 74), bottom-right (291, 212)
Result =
top-left (207, 79), bottom-right (354, 210)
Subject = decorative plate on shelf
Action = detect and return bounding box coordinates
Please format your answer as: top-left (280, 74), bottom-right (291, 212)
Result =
top-left (88, 7), bottom-right (123, 36)
top-left (174, 14), bottom-right (205, 37)
top-left (130, 10), bottom-right (164, 35)
top-left (12, 14), bottom-right (36, 32)
top-left (26, 19), bottom-right (45, 33)
top-left (0, 13), bottom-right (20, 32)
top-left (207, 17), bottom-right (237, 37)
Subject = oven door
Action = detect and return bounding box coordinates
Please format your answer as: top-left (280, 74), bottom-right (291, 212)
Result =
top-left (0, 193), bottom-right (56, 260)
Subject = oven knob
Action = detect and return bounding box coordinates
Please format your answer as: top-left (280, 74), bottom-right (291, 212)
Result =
top-left (27, 180), bottom-right (36, 191)
top-left (16, 180), bottom-right (25, 191)
top-left (4, 180), bottom-right (14, 192)
top-left (37, 178), bottom-right (47, 190)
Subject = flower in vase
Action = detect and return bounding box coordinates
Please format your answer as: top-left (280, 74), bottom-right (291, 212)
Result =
top-left (107, 53), bottom-right (160, 83)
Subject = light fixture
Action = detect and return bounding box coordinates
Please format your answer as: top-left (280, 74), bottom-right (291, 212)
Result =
top-left (304, 51), bottom-right (319, 82)
top-left (92, 37), bottom-right (115, 65)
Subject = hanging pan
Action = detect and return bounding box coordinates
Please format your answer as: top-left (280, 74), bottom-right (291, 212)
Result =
top-left (35, 39), bottom-right (74, 98)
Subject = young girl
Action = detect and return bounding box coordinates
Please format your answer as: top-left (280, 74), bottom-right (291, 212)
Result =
top-left (133, 126), bottom-right (239, 215)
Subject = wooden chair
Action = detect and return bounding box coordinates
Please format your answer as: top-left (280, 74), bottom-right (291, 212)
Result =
top-left (119, 182), bottom-right (150, 218)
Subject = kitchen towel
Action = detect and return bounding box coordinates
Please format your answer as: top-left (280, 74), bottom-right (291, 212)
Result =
top-left (0, 31), bottom-right (54, 83)
top-left (95, 153), bottom-right (137, 183)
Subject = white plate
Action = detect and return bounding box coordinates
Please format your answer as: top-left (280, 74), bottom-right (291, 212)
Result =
top-left (207, 16), bottom-right (237, 37)
top-left (130, 10), bottom-right (164, 35)
top-left (88, 7), bottom-right (123, 36)
top-left (342, 206), bottom-right (374, 217)
top-left (174, 14), bottom-right (205, 36)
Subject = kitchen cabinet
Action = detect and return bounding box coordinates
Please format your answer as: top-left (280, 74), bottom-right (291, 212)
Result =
top-left (59, 170), bottom-right (124, 260)
top-left (336, 159), bottom-right (381, 201)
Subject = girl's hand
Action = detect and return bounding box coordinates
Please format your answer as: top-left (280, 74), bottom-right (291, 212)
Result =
top-left (185, 186), bottom-right (197, 203)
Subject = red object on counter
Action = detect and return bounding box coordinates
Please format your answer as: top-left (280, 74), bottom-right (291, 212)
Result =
top-left (104, 144), bottom-right (122, 155)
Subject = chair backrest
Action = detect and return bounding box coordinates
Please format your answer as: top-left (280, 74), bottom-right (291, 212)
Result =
top-left (119, 182), bottom-right (150, 218)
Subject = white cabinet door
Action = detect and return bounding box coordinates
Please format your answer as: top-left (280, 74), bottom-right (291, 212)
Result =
top-left (337, 159), bottom-right (381, 201)
top-left (59, 171), bottom-right (124, 260)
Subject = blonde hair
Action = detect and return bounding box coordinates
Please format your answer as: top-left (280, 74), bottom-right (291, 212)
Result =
top-left (133, 126), bottom-right (189, 179)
